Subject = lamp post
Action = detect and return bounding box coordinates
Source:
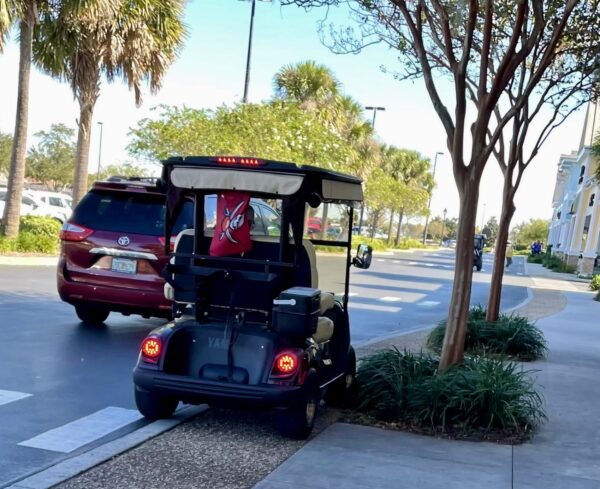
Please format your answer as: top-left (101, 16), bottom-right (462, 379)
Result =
top-left (358, 105), bottom-right (386, 235)
top-left (95, 122), bottom-right (104, 180)
top-left (481, 203), bottom-right (487, 230)
top-left (422, 151), bottom-right (443, 244)
top-left (242, 0), bottom-right (256, 103)
top-left (442, 208), bottom-right (447, 244)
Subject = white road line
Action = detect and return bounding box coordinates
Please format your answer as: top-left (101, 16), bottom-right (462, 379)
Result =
top-left (416, 301), bottom-right (441, 307)
top-left (393, 260), bottom-right (401, 264)
top-left (408, 261), bottom-right (418, 266)
top-left (345, 292), bottom-right (359, 297)
top-left (380, 296), bottom-right (402, 302)
top-left (349, 303), bottom-right (402, 313)
top-left (0, 389), bottom-right (31, 406)
top-left (19, 407), bottom-right (143, 453)
top-left (376, 259), bottom-right (385, 262)
top-left (424, 263), bottom-right (435, 267)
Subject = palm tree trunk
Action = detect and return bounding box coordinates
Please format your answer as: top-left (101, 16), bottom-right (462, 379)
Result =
top-left (72, 69), bottom-right (100, 206)
top-left (1, 6), bottom-right (34, 237)
top-left (387, 209), bottom-right (395, 244)
top-left (395, 208), bottom-right (404, 246)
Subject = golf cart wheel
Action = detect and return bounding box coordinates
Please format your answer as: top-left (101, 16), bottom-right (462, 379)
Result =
top-left (75, 305), bottom-right (109, 325)
top-left (135, 388), bottom-right (178, 420)
top-left (325, 346), bottom-right (357, 408)
top-left (274, 369), bottom-right (319, 440)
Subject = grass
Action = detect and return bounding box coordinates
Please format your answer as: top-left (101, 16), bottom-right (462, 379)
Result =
top-left (589, 274), bottom-right (600, 291)
top-left (351, 348), bottom-right (545, 442)
top-left (316, 237), bottom-right (425, 253)
top-left (427, 305), bottom-right (547, 362)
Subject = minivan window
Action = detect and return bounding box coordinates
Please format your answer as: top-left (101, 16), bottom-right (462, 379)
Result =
top-left (73, 190), bottom-right (193, 236)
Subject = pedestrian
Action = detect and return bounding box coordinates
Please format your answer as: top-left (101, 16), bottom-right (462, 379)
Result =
top-left (506, 241), bottom-right (513, 268)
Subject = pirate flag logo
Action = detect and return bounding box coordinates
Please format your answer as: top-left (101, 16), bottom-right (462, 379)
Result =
top-left (210, 191), bottom-right (253, 257)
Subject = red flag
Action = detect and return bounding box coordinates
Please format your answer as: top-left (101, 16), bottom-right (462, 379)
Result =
top-left (209, 191), bottom-right (253, 257)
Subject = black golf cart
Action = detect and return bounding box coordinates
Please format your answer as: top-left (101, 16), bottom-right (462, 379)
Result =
top-left (133, 156), bottom-right (372, 439)
top-left (474, 233), bottom-right (486, 271)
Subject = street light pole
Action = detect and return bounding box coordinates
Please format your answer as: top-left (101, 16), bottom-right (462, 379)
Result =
top-left (442, 208), bottom-right (447, 244)
top-left (359, 105), bottom-right (386, 235)
top-left (242, 0), bottom-right (256, 104)
top-left (422, 151), bottom-right (443, 245)
top-left (95, 122), bottom-right (104, 180)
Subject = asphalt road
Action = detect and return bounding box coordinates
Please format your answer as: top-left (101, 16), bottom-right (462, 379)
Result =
top-left (0, 249), bottom-right (527, 487)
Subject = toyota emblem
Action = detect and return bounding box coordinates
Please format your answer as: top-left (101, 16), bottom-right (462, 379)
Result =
top-left (118, 236), bottom-right (130, 246)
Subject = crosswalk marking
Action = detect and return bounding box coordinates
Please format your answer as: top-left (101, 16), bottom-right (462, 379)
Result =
top-left (416, 301), bottom-right (441, 307)
top-left (349, 303), bottom-right (402, 313)
top-left (18, 406), bottom-right (143, 453)
top-left (0, 389), bottom-right (31, 406)
top-left (380, 296), bottom-right (401, 302)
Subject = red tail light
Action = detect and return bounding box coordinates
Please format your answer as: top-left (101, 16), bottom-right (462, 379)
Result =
top-left (141, 337), bottom-right (161, 363)
top-left (158, 236), bottom-right (177, 252)
top-left (60, 223), bottom-right (94, 242)
top-left (272, 351), bottom-right (300, 377)
top-left (211, 156), bottom-right (264, 166)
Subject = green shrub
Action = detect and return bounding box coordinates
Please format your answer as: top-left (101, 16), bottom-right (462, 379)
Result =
top-left (355, 349), bottom-right (545, 437)
top-left (527, 254), bottom-right (544, 264)
top-left (427, 306), bottom-right (547, 361)
top-left (0, 216), bottom-right (60, 254)
top-left (589, 274), bottom-right (600, 291)
top-left (395, 238), bottom-right (424, 250)
top-left (595, 290), bottom-right (600, 302)
top-left (19, 215), bottom-right (62, 238)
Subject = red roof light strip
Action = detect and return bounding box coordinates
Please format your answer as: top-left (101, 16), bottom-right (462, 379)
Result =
top-left (214, 157), bottom-right (262, 166)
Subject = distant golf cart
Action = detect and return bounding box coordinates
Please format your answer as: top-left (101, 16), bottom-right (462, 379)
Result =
top-left (474, 233), bottom-right (486, 271)
top-left (133, 156), bottom-right (372, 439)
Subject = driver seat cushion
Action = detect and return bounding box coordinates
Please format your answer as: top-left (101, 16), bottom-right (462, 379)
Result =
top-left (320, 291), bottom-right (336, 315)
top-left (313, 316), bottom-right (334, 343)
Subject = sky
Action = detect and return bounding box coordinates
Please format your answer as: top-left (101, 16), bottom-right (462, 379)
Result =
top-left (0, 0), bottom-right (588, 228)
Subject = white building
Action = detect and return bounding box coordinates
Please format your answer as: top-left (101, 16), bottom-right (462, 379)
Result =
top-left (548, 101), bottom-right (600, 277)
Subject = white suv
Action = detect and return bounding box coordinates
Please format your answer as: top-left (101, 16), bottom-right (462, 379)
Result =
top-left (29, 191), bottom-right (72, 223)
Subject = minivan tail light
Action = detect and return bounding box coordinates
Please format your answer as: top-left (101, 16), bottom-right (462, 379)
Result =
top-left (60, 223), bottom-right (94, 242)
top-left (158, 236), bottom-right (177, 252)
top-left (141, 337), bottom-right (162, 363)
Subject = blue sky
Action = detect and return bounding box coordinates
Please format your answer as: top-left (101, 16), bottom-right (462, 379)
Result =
top-left (0, 0), bottom-right (588, 226)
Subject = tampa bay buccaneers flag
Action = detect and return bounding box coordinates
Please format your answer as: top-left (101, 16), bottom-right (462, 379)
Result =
top-left (209, 191), bottom-right (253, 257)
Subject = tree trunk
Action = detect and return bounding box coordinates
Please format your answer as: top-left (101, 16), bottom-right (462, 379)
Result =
top-left (486, 183), bottom-right (516, 322)
top-left (387, 209), bottom-right (395, 244)
top-left (319, 203), bottom-right (329, 240)
top-left (72, 68), bottom-right (100, 206)
top-left (438, 182), bottom-right (479, 371)
top-left (395, 208), bottom-right (404, 246)
top-left (370, 210), bottom-right (380, 239)
top-left (1, 8), bottom-right (34, 237)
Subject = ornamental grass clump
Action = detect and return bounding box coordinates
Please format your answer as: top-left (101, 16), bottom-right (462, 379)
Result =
top-left (590, 274), bottom-right (600, 291)
top-left (427, 306), bottom-right (547, 361)
top-left (355, 348), bottom-right (545, 440)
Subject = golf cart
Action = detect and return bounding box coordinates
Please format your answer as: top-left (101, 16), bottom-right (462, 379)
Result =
top-left (133, 156), bottom-right (372, 439)
top-left (474, 233), bottom-right (486, 271)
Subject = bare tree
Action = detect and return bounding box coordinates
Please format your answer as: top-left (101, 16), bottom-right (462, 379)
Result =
top-left (283, 0), bottom-right (598, 369)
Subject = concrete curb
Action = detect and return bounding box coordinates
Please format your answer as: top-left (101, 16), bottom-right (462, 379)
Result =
top-left (0, 256), bottom-right (58, 266)
top-left (5, 405), bottom-right (208, 489)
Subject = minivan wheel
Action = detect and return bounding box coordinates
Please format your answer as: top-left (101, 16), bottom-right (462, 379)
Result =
top-left (135, 388), bottom-right (178, 420)
top-left (274, 369), bottom-right (319, 440)
top-left (75, 305), bottom-right (109, 325)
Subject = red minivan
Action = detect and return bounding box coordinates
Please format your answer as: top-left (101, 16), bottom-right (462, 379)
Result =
top-left (57, 178), bottom-right (194, 324)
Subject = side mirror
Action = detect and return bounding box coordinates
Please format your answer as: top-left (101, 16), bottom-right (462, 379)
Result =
top-left (352, 244), bottom-right (373, 269)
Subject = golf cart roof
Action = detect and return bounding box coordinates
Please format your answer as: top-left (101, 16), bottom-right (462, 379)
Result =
top-left (162, 156), bottom-right (364, 202)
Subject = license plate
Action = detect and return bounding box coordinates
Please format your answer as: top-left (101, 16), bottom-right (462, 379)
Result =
top-left (111, 258), bottom-right (137, 274)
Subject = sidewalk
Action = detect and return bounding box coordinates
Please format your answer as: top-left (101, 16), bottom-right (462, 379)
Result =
top-left (26, 258), bottom-right (600, 489)
top-left (257, 285), bottom-right (600, 488)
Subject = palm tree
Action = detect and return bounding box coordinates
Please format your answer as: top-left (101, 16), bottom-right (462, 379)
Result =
top-left (34, 0), bottom-right (187, 205)
top-left (274, 60), bottom-right (341, 108)
top-left (0, 0), bottom-right (36, 237)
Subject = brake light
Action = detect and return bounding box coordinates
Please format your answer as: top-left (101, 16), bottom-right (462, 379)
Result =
top-left (158, 236), bottom-right (176, 252)
top-left (60, 223), bottom-right (94, 242)
top-left (141, 337), bottom-right (161, 363)
top-left (211, 156), bottom-right (264, 166)
top-left (272, 351), bottom-right (300, 376)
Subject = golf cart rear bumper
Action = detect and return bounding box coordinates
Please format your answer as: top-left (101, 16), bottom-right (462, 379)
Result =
top-left (133, 368), bottom-right (305, 407)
